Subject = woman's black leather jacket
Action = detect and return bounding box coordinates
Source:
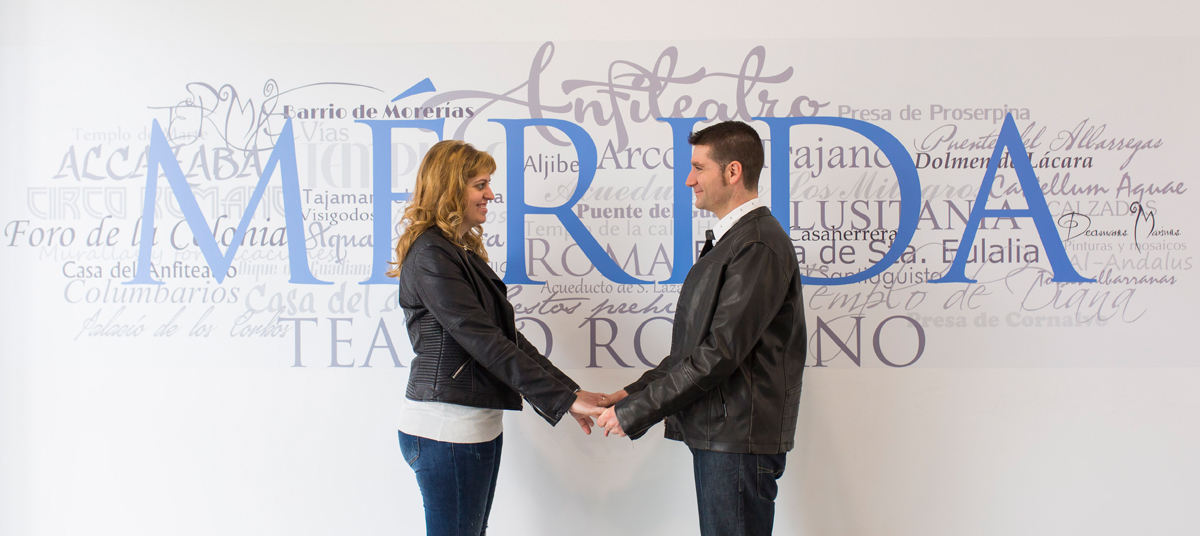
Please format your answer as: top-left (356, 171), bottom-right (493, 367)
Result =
top-left (398, 229), bottom-right (578, 425)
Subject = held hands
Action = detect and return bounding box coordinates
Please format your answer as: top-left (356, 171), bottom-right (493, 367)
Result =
top-left (569, 389), bottom-right (628, 436)
top-left (569, 391), bottom-right (604, 435)
top-left (566, 389), bottom-right (632, 438)
top-left (596, 406), bottom-right (626, 437)
top-left (595, 390), bottom-right (627, 437)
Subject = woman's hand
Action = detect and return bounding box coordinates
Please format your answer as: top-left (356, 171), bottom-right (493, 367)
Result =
top-left (569, 392), bottom-right (602, 434)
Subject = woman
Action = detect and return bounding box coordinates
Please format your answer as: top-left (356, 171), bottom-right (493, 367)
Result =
top-left (387, 140), bottom-right (602, 536)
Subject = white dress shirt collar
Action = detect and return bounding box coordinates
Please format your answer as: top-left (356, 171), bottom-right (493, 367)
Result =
top-left (712, 197), bottom-right (768, 243)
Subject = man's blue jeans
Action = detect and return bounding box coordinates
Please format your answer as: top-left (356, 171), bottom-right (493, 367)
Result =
top-left (691, 448), bottom-right (788, 536)
top-left (399, 431), bottom-right (503, 536)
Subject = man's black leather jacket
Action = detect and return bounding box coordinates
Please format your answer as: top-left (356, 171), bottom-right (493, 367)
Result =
top-left (615, 207), bottom-right (807, 454)
top-left (398, 229), bottom-right (578, 425)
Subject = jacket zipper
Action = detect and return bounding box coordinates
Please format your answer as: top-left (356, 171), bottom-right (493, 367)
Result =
top-left (451, 361), bottom-right (468, 379)
top-left (528, 399), bottom-right (554, 421)
top-left (718, 386), bottom-right (728, 417)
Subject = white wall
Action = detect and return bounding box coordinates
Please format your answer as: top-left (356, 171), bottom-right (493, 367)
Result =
top-left (2, 2), bottom-right (1198, 535)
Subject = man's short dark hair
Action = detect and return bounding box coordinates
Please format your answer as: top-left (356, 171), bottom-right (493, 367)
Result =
top-left (688, 121), bottom-right (764, 191)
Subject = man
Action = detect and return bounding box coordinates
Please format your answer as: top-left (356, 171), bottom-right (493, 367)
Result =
top-left (596, 121), bottom-right (807, 536)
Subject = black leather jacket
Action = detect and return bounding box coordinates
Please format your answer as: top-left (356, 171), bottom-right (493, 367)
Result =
top-left (615, 207), bottom-right (807, 454)
top-left (398, 229), bottom-right (579, 425)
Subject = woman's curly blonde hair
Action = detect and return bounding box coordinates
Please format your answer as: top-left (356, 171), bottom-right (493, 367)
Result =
top-left (386, 140), bottom-right (496, 277)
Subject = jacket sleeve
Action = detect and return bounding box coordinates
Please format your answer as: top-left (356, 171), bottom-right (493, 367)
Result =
top-left (408, 243), bottom-right (577, 425)
top-left (623, 356), bottom-right (670, 395)
top-left (615, 241), bottom-right (792, 439)
top-left (516, 330), bottom-right (580, 392)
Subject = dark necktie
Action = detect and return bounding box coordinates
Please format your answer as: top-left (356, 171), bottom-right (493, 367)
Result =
top-left (700, 229), bottom-right (715, 258)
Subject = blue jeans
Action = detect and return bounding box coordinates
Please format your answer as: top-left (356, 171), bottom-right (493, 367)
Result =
top-left (691, 448), bottom-right (787, 536)
top-left (399, 431), bottom-right (503, 536)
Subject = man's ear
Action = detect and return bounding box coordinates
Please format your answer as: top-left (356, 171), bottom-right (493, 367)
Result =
top-left (725, 160), bottom-right (743, 186)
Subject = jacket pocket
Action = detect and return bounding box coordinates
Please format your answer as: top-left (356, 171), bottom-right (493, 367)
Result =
top-left (781, 384), bottom-right (803, 437)
top-left (717, 386), bottom-right (728, 419)
top-left (451, 360), bottom-right (469, 380)
top-left (422, 314), bottom-right (473, 392)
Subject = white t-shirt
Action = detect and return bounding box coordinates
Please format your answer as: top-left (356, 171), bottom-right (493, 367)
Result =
top-left (397, 396), bottom-right (504, 444)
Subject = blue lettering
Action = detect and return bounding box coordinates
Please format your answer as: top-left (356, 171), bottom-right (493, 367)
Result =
top-left (656, 117), bottom-right (708, 283)
top-left (356, 119), bottom-right (446, 284)
top-left (490, 118), bottom-right (649, 285)
top-left (757, 116), bottom-right (922, 285)
top-left (930, 114), bottom-right (1093, 283)
top-left (127, 119), bottom-right (327, 285)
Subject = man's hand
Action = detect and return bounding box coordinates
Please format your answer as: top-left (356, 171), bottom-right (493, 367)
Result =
top-left (597, 389), bottom-right (628, 408)
top-left (596, 406), bottom-right (626, 437)
top-left (576, 390), bottom-right (606, 408)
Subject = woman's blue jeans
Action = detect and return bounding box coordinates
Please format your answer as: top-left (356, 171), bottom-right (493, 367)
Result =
top-left (399, 431), bottom-right (503, 536)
